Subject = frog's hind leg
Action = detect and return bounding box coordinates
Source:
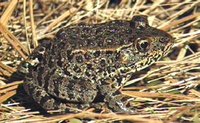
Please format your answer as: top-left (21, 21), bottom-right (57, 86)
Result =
top-left (24, 80), bottom-right (67, 112)
top-left (23, 79), bottom-right (89, 113)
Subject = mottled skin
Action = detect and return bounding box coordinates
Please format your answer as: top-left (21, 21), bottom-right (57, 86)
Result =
top-left (19, 15), bottom-right (173, 113)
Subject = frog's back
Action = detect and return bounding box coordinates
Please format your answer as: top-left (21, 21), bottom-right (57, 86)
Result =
top-left (55, 20), bottom-right (134, 50)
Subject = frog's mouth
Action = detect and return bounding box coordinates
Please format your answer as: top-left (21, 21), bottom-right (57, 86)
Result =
top-left (131, 52), bottom-right (162, 71)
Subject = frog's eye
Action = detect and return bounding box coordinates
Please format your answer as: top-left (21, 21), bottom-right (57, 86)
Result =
top-left (136, 38), bottom-right (151, 52)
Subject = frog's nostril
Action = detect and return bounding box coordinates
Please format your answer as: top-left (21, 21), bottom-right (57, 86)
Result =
top-left (160, 37), bottom-right (169, 43)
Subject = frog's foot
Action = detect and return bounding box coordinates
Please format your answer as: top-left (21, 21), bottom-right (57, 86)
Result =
top-left (88, 102), bottom-right (113, 113)
top-left (105, 94), bottom-right (135, 114)
top-left (23, 80), bottom-right (90, 114)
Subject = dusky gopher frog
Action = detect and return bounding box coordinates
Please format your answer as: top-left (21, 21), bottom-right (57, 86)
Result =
top-left (18, 15), bottom-right (173, 113)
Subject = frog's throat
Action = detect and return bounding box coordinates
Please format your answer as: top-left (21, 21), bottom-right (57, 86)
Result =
top-left (105, 51), bottom-right (163, 86)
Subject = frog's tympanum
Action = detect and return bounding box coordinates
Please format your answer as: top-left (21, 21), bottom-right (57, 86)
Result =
top-left (18, 15), bottom-right (173, 113)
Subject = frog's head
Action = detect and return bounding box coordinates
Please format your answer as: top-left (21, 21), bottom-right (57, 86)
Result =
top-left (119, 15), bottom-right (174, 72)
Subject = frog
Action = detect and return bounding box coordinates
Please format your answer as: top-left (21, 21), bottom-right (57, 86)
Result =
top-left (18, 15), bottom-right (173, 113)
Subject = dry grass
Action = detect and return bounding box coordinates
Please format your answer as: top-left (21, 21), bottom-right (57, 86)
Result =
top-left (0, 0), bottom-right (200, 122)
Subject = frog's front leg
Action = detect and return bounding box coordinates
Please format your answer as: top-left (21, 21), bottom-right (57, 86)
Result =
top-left (105, 92), bottom-right (135, 113)
top-left (99, 84), bottom-right (135, 113)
